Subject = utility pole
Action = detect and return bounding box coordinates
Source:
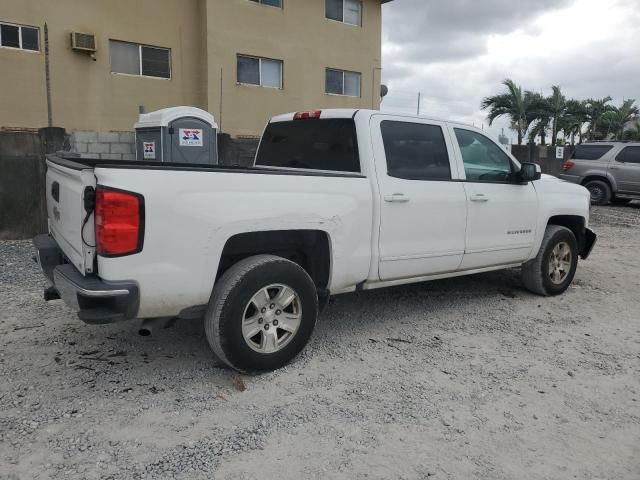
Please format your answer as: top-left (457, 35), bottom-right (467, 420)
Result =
top-left (417, 92), bottom-right (421, 115)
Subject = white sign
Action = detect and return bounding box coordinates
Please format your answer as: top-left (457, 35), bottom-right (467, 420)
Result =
top-left (179, 128), bottom-right (204, 147)
top-left (143, 141), bottom-right (156, 159)
top-left (556, 146), bottom-right (565, 159)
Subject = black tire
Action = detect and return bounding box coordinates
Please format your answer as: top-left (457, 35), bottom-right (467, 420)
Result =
top-left (584, 180), bottom-right (611, 205)
top-left (611, 197), bottom-right (632, 206)
top-left (205, 255), bottom-right (318, 372)
top-left (522, 225), bottom-right (578, 296)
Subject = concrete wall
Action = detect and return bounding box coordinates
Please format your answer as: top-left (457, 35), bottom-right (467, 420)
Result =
top-left (69, 131), bottom-right (135, 160)
top-left (0, 128), bottom-right (65, 239)
top-left (0, 0), bottom-right (385, 137)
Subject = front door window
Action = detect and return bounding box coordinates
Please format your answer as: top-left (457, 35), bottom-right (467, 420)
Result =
top-left (454, 128), bottom-right (514, 182)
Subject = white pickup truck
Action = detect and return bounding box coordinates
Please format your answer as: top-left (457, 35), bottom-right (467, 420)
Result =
top-left (34, 109), bottom-right (596, 372)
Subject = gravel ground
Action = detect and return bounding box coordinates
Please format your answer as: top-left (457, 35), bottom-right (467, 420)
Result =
top-left (1, 205), bottom-right (640, 480)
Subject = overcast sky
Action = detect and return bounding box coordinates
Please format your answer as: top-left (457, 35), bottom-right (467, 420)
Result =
top-left (380, 0), bottom-right (640, 142)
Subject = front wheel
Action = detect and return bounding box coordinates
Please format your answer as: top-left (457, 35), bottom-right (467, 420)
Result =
top-left (522, 225), bottom-right (578, 296)
top-left (205, 255), bottom-right (318, 372)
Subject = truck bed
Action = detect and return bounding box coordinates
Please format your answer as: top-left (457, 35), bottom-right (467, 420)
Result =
top-left (48, 154), bottom-right (364, 178)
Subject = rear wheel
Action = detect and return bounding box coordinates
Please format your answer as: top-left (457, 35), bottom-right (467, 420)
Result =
top-left (584, 180), bottom-right (611, 205)
top-left (205, 255), bottom-right (318, 372)
top-left (522, 225), bottom-right (578, 296)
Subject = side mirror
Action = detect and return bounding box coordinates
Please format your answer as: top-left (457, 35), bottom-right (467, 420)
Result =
top-left (519, 162), bottom-right (542, 182)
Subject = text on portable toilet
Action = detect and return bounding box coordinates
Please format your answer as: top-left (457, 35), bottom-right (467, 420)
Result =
top-left (179, 129), bottom-right (204, 147)
top-left (143, 142), bottom-right (156, 159)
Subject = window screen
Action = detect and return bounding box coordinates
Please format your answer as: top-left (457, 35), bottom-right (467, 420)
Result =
top-left (261, 59), bottom-right (282, 88)
top-left (250, 0), bottom-right (282, 6)
top-left (326, 0), bottom-right (361, 25)
top-left (237, 56), bottom-right (260, 85)
top-left (256, 119), bottom-right (360, 173)
top-left (381, 121), bottom-right (451, 180)
top-left (325, 69), bottom-right (360, 96)
top-left (141, 46), bottom-right (170, 78)
top-left (110, 40), bottom-right (171, 78)
top-left (21, 27), bottom-right (39, 51)
top-left (326, 0), bottom-right (343, 21)
top-left (237, 55), bottom-right (282, 88)
top-left (110, 41), bottom-right (139, 75)
top-left (0, 23), bottom-right (38, 51)
top-left (571, 145), bottom-right (613, 160)
top-left (617, 146), bottom-right (640, 164)
top-left (1, 24), bottom-right (20, 48)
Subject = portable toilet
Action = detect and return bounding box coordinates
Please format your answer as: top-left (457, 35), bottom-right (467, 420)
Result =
top-left (134, 106), bottom-right (218, 164)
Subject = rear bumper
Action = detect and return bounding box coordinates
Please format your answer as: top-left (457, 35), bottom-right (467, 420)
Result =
top-left (33, 234), bottom-right (139, 324)
top-left (558, 173), bottom-right (582, 184)
top-left (580, 228), bottom-right (597, 260)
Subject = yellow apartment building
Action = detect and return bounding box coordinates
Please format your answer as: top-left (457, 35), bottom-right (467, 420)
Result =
top-left (0, 0), bottom-right (391, 138)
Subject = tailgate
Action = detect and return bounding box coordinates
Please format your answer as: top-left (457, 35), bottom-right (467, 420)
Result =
top-left (46, 159), bottom-right (97, 275)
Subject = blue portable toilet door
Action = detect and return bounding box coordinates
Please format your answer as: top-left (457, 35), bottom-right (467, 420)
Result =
top-left (169, 117), bottom-right (213, 164)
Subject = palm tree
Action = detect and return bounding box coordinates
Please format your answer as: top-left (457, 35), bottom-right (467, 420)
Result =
top-left (584, 96), bottom-right (613, 140)
top-left (603, 99), bottom-right (639, 140)
top-left (547, 86), bottom-right (567, 146)
top-left (623, 122), bottom-right (640, 141)
top-left (527, 92), bottom-right (551, 145)
top-left (481, 79), bottom-right (535, 145)
top-left (561, 100), bottom-right (589, 145)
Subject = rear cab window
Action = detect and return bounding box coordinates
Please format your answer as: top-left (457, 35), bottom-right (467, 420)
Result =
top-left (255, 119), bottom-right (360, 173)
top-left (572, 145), bottom-right (613, 160)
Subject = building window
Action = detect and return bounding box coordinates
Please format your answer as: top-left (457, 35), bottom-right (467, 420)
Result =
top-left (109, 40), bottom-right (171, 79)
top-left (326, 69), bottom-right (361, 97)
top-left (326, 0), bottom-right (361, 26)
top-left (0, 22), bottom-right (39, 51)
top-left (249, 0), bottom-right (282, 7)
top-left (237, 55), bottom-right (283, 89)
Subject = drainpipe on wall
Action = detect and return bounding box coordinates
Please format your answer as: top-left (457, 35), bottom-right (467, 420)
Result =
top-left (44, 23), bottom-right (53, 127)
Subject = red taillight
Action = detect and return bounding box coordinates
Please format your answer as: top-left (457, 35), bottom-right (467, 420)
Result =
top-left (293, 110), bottom-right (322, 120)
top-left (562, 161), bottom-right (575, 171)
top-left (95, 186), bottom-right (144, 257)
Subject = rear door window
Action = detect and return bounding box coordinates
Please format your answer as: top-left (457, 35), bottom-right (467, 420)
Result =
top-left (616, 146), bottom-right (640, 164)
top-left (572, 145), bottom-right (613, 160)
top-left (255, 119), bottom-right (360, 173)
top-left (380, 121), bottom-right (451, 180)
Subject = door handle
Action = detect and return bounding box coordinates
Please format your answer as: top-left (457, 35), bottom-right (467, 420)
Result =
top-left (384, 193), bottom-right (410, 203)
top-left (609, 166), bottom-right (620, 170)
top-left (470, 194), bottom-right (489, 202)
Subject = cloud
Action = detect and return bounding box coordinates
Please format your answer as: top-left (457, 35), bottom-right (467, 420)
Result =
top-left (381, 0), bottom-right (640, 140)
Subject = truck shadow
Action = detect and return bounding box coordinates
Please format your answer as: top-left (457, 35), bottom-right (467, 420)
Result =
top-left (49, 268), bottom-right (527, 379)
top-left (313, 268), bottom-right (525, 340)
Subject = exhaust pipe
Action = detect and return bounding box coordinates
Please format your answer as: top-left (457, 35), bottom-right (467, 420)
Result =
top-left (138, 317), bottom-right (174, 337)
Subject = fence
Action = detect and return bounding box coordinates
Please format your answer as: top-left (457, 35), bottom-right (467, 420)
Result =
top-left (510, 145), bottom-right (572, 177)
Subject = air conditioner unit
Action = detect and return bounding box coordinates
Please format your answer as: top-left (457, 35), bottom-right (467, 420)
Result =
top-left (70, 32), bottom-right (96, 53)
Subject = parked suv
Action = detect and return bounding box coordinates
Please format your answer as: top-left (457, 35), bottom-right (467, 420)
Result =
top-left (560, 142), bottom-right (640, 205)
